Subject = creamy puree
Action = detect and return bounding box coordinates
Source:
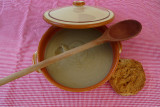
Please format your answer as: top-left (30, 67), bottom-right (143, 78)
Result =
top-left (45, 28), bottom-right (113, 88)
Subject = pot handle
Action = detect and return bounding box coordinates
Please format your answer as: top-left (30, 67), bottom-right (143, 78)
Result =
top-left (32, 51), bottom-right (42, 73)
top-left (118, 42), bottom-right (122, 54)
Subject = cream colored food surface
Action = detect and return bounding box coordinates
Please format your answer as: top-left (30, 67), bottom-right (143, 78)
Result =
top-left (45, 28), bottom-right (113, 88)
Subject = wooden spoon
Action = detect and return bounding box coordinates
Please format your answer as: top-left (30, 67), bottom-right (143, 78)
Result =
top-left (0, 19), bottom-right (142, 86)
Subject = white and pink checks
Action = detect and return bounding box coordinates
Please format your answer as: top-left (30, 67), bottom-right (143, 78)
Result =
top-left (0, 0), bottom-right (160, 106)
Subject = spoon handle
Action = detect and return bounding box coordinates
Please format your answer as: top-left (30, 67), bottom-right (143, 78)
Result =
top-left (0, 38), bottom-right (105, 86)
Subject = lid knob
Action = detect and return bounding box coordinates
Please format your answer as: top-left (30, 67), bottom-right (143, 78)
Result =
top-left (73, 1), bottom-right (85, 6)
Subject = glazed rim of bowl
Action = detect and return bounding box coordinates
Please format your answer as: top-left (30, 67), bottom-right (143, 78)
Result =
top-left (37, 26), bottom-right (120, 92)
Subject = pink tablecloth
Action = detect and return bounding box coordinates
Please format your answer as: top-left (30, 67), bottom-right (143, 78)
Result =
top-left (0, 0), bottom-right (160, 106)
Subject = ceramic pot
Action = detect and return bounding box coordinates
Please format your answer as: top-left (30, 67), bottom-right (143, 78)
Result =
top-left (32, 25), bottom-right (122, 92)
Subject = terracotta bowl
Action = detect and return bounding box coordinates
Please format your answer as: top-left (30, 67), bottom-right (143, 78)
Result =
top-left (32, 26), bottom-right (122, 92)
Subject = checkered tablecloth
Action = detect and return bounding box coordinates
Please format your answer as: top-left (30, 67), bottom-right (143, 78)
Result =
top-left (0, 0), bottom-right (160, 106)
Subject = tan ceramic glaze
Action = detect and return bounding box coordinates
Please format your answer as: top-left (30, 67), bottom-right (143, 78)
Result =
top-left (37, 26), bottom-right (121, 92)
top-left (43, 1), bottom-right (114, 29)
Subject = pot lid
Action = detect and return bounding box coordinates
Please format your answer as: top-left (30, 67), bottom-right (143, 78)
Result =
top-left (43, 1), bottom-right (114, 29)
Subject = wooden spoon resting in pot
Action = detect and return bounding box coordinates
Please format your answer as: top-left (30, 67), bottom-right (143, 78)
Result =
top-left (0, 20), bottom-right (142, 86)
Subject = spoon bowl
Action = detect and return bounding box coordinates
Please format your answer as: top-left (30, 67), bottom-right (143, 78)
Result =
top-left (109, 20), bottom-right (142, 40)
top-left (99, 20), bottom-right (142, 41)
